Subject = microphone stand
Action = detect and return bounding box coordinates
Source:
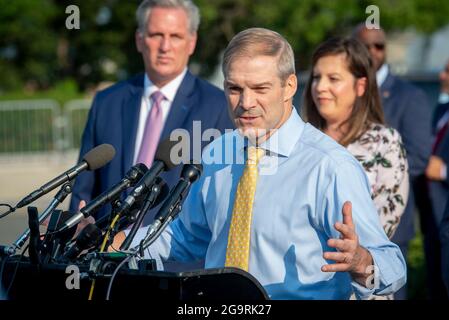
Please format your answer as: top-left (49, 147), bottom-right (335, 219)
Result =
top-left (10, 181), bottom-right (73, 254)
top-left (98, 198), bottom-right (126, 252)
top-left (139, 197), bottom-right (184, 254)
top-left (119, 178), bottom-right (165, 251)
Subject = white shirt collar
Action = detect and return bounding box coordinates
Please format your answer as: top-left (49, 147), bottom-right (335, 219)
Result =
top-left (376, 63), bottom-right (389, 87)
top-left (143, 68), bottom-right (188, 102)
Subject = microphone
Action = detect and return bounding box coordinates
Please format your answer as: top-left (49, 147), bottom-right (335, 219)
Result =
top-left (13, 182), bottom-right (73, 251)
top-left (143, 163), bottom-right (203, 241)
top-left (119, 177), bottom-right (169, 250)
top-left (115, 139), bottom-right (178, 218)
top-left (93, 177), bottom-right (169, 232)
top-left (0, 245), bottom-right (16, 256)
top-left (41, 210), bottom-right (78, 262)
top-left (60, 163), bottom-right (148, 231)
top-left (63, 224), bottom-right (102, 261)
top-left (16, 144), bottom-right (115, 208)
top-left (128, 177), bottom-right (170, 222)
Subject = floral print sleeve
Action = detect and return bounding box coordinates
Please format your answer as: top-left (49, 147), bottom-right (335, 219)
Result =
top-left (347, 124), bottom-right (409, 238)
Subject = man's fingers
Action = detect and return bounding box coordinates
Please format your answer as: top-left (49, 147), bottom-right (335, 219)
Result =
top-left (334, 222), bottom-right (355, 240)
top-left (342, 201), bottom-right (354, 227)
top-left (321, 263), bottom-right (350, 273)
top-left (323, 251), bottom-right (348, 263)
top-left (78, 200), bottom-right (86, 210)
top-left (327, 238), bottom-right (349, 251)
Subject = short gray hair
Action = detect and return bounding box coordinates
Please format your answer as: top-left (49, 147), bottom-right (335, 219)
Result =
top-left (222, 28), bottom-right (296, 84)
top-left (136, 0), bottom-right (200, 34)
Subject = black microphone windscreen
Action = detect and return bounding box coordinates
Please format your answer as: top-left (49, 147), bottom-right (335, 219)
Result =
top-left (154, 178), bottom-right (170, 206)
top-left (127, 177), bottom-right (170, 218)
top-left (77, 223), bottom-right (102, 248)
top-left (154, 139), bottom-right (180, 170)
top-left (83, 144), bottom-right (116, 170)
top-left (181, 163), bottom-right (203, 183)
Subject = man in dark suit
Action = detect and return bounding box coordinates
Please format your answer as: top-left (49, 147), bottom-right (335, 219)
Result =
top-left (427, 59), bottom-right (449, 224)
top-left (354, 26), bottom-right (433, 299)
top-left (427, 59), bottom-right (449, 297)
top-left (70, 0), bottom-right (233, 223)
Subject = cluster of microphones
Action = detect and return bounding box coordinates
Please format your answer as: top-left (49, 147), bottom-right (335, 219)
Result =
top-left (0, 139), bottom-right (203, 266)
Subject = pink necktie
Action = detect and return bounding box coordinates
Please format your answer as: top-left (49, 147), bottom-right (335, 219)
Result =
top-left (136, 91), bottom-right (165, 167)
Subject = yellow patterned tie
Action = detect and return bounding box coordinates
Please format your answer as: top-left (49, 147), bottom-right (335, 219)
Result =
top-left (225, 146), bottom-right (265, 271)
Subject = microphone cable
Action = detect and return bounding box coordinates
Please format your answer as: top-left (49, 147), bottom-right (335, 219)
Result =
top-left (0, 244), bottom-right (29, 299)
top-left (105, 216), bottom-right (171, 300)
top-left (87, 212), bottom-right (121, 300)
top-left (0, 204), bottom-right (16, 220)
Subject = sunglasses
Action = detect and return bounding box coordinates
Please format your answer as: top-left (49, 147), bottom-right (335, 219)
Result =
top-left (364, 43), bottom-right (385, 51)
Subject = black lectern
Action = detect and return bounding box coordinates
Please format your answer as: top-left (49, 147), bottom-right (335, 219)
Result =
top-left (1, 257), bottom-right (268, 300)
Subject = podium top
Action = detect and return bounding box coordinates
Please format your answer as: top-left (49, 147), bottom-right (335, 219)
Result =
top-left (1, 257), bottom-right (269, 300)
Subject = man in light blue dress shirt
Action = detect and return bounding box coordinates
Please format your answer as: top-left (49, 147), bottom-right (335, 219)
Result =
top-left (118, 28), bottom-right (406, 299)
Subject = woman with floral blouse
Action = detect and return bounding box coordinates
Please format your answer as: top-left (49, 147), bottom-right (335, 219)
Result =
top-left (303, 37), bottom-right (409, 299)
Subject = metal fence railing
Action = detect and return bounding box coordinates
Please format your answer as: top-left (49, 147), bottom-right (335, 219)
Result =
top-left (0, 99), bottom-right (91, 158)
top-left (63, 99), bottom-right (91, 151)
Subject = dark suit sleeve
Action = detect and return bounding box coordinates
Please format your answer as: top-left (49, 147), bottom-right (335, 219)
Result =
top-left (440, 197), bottom-right (449, 294)
top-left (401, 89), bottom-right (432, 178)
top-left (432, 102), bottom-right (449, 133)
top-left (69, 96), bottom-right (99, 212)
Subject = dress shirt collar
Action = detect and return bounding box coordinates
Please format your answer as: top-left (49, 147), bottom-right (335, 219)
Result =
top-left (438, 92), bottom-right (449, 105)
top-left (143, 68), bottom-right (188, 102)
top-left (376, 63), bottom-right (389, 87)
top-left (241, 107), bottom-right (305, 158)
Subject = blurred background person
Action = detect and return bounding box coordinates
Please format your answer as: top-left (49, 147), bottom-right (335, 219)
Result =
top-left (427, 58), bottom-right (449, 223)
top-left (427, 58), bottom-right (449, 299)
top-left (354, 25), bottom-right (434, 300)
top-left (303, 37), bottom-right (409, 298)
top-left (68, 0), bottom-right (234, 272)
top-left (70, 0), bottom-right (233, 222)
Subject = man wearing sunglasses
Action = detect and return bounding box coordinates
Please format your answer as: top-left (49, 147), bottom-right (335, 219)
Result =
top-left (354, 25), bottom-right (435, 300)
top-left (427, 59), bottom-right (449, 299)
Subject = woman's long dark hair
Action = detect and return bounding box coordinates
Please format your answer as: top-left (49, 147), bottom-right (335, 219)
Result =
top-left (302, 37), bottom-right (384, 146)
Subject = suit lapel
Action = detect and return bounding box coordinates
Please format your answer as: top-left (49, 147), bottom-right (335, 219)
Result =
top-left (122, 74), bottom-right (144, 172)
top-left (380, 72), bottom-right (395, 103)
top-left (160, 71), bottom-right (196, 141)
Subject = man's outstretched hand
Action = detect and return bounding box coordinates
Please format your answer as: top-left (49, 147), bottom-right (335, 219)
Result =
top-left (321, 201), bottom-right (374, 287)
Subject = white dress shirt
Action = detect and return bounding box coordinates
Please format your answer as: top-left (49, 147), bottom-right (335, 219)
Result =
top-left (133, 68), bottom-right (188, 164)
top-left (376, 64), bottom-right (389, 87)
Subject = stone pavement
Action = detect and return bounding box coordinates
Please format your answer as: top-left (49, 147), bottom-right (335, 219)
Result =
top-left (0, 153), bottom-right (78, 246)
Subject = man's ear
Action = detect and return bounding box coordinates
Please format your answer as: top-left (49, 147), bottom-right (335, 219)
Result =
top-left (135, 30), bottom-right (143, 53)
top-left (356, 77), bottom-right (367, 97)
top-left (284, 74), bottom-right (298, 101)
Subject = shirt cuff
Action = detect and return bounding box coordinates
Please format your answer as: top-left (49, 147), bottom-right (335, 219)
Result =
top-left (351, 247), bottom-right (406, 299)
top-left (350, 265), bottom-right (377, 299)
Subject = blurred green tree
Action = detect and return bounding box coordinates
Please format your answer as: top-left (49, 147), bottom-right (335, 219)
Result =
top-left (1, 0), bottom-right (449, 92)
top-left (0, 0), bottom-right (58, 91)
